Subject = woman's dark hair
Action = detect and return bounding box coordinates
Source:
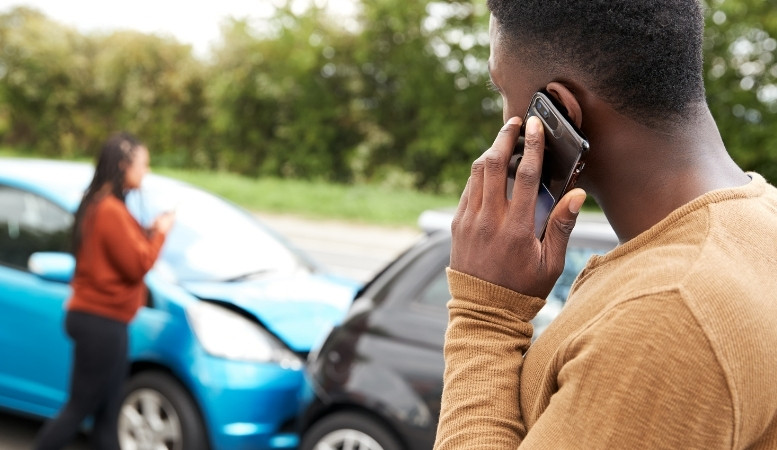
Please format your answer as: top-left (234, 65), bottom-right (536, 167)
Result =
top-left (488, 0), bottom-right (706, 128)
top-left (72, 132), bottom-right (144, 255)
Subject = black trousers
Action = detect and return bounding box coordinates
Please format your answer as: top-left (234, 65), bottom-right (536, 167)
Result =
top-left (34, 310), bottom-right (128, 450)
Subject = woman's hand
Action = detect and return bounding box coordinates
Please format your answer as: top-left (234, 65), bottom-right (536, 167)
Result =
top-left (151, 211), bottom-right (176, 235)
top-left (449, 116), bottom-right (587, 298)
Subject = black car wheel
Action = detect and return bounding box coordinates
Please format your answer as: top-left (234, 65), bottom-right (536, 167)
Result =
top-left (301, 411), bottom-right (403, 450)
top-left (118, 371), bottom-right (209, 450)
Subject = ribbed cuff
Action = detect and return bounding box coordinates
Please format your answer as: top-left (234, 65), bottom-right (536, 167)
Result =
top-left (446, 268), bottom-right (546, 322)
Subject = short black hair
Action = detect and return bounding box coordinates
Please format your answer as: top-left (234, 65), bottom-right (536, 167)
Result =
top-left (488, 0), bottom-right (706, 127)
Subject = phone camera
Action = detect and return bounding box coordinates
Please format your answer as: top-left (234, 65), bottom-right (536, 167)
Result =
top-left (536, 100), bottom-right (550, 119)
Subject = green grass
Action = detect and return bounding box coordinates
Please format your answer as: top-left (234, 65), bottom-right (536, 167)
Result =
top-left (3, 149), bottom-right (600, 227)
top-left (154, 167), bottom-right (459, 228)
top-left (1, 149), bottom-right (459, 228)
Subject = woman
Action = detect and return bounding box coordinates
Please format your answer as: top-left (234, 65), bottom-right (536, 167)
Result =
top-left (35, 132), bottom-right (175, 450)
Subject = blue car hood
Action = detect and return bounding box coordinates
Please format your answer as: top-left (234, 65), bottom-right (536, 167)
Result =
top-left (180, 272), bottom-right (360, 352)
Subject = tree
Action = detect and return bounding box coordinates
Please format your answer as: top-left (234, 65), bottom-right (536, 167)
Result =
top-left (0, 6), bottom-right (208, 161)
top-left (1, 1), bottom-right (774, 189)
top-left (90, 30), bottom-right (208, 166)
top-left (703, 0), bottom-right (777, 183)
top-left (349, 0), bottom-right (498, 192)
top-left (0, 7), bottom-right (94, 155)
top-left (206, 7), bottom-right (365, 180)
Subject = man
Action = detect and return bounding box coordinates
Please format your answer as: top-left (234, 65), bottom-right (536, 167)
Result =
top-left (434, 0), bottom-right (777, 448)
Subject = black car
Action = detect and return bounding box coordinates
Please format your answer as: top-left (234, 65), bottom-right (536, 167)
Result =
top-left (298, 213), bottom-right (618, 450)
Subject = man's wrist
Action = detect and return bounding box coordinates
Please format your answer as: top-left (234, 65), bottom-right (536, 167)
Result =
top-left (446, 268), bottom-right (546, 322)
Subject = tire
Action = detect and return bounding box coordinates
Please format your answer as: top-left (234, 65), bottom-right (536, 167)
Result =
top-left (118, 371), bottom-right (209, 450)
top-left (300, 411), bottom-right (403, 450)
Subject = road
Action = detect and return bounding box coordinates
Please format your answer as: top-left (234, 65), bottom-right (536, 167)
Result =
top-left (0, 410), bottom-right (88, 449)
top-left (0, 213), bottom-right (424, 449)
top-left (259, 212), bottom-right (424, 282)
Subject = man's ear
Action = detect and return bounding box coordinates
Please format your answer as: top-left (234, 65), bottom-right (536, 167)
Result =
top-left (546, 81), bottom-right (583, 129)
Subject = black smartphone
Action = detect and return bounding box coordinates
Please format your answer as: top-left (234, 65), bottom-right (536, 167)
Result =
top-left (506, 90), bottom-right (590, 240)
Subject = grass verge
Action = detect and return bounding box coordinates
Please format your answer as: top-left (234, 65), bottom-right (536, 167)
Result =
top-left (154, 168), bottom-right (460, 228)
top-left (2, 150), bottom-right (600, 228)
top-left (0, 150), bottom-right (459, 228)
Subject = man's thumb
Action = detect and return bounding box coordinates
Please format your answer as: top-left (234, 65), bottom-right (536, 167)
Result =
top-left (544, 188), bottom-right (586, 264)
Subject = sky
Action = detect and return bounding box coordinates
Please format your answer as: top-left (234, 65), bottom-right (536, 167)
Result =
top-left (0, 0), bottom-right (358, 58)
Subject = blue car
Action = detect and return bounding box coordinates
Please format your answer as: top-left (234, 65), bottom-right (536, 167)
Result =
top-left (0, 158), bottom-right (360, 449)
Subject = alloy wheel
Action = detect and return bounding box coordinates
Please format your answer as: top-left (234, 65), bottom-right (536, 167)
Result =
top-left (118, 387), bottom-right (183, 450)
top-left (313, 428), bottom-right (387, 450)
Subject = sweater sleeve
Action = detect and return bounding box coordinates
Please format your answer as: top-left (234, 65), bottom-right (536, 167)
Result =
top-left (434, 268), bottom-right (546, 449)
top-left (94, 198), bottom-right (167, 283)
top-left (435, 275), bottom-right (735, 449)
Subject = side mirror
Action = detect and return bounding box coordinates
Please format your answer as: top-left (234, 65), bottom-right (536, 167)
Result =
top-left (417, 208), bottom-right (455, 235)
top-left (28, 252), bottom-right (75, 283)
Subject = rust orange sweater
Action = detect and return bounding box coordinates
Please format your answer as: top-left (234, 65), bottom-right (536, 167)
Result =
top-left (68, 195), bottom-right (166, 323)
top-left (435, 174), bottom-right (777, 449)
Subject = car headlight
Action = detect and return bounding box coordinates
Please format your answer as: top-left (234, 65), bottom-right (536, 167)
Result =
top-left (186, 301), bottom-right (303, 369)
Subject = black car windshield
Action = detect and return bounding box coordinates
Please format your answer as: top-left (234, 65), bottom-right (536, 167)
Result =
top-left (549, 246), bottom-right (601, 302)
top-left (125, 176), bottom-right (306, 282)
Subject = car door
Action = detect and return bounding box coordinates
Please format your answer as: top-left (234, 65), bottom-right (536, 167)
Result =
top-left (367, 234), bottom-right (452, 447)
top-left (0, 185), bottom-right (74, 418)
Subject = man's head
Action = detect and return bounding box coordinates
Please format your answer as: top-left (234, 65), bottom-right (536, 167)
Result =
top-left (487, 0), bottom-right (707, 130)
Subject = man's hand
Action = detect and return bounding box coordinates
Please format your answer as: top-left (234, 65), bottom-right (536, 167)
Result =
top-left (449, 115), bottom-right (587, 298)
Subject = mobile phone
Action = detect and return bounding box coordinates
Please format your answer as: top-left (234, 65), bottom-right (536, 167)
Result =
top-left (506, 90), bottom-right (590, 240)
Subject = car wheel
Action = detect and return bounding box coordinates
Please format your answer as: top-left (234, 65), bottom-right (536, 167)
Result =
top-left (118, 371), bottom-right (209, 450)
top-left (301, 411), bottom-right (402, 450)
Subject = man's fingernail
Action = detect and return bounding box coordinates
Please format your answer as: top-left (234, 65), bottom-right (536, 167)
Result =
top-left (569, 194), bottom-right (586, 214)
top-left (527, 116), bottom-right (541, 134)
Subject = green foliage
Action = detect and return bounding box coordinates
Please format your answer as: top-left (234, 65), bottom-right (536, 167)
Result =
top-left (353, 1), bottom-right (497, 192)
top-left (0, 0), bottom-right (775, 193)
top-left (0, 7), bottom-right (207, 162)
top-left (198, 0), bottom-right (499, 192)
top-left (0, 8), bottom-right (91, 156)
top-left (703, 0), bottom-right (777, 180)
top-left (204, 8), bottom-right (365, 181)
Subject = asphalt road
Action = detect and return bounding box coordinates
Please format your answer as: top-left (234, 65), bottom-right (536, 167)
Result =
top-left (258, 212), bottom-right (424, 282)
top-left (0, 410), bottom-right (88, 449)
top-left (0, 214), bottom-right (423, 449)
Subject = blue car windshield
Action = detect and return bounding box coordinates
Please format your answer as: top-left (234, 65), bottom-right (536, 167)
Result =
top-left (125, 176), bottom-right (305, 283)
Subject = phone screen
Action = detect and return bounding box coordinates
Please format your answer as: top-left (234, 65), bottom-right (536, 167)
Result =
top-left (506, 91), bottom-right (589, 240)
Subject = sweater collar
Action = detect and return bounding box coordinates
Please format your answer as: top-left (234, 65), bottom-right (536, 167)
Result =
top-left (585, 172), bottom-right (769, 270)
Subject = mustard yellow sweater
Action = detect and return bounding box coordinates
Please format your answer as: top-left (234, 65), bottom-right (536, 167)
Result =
top-left (435, 174), bottom-right (777, 449)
